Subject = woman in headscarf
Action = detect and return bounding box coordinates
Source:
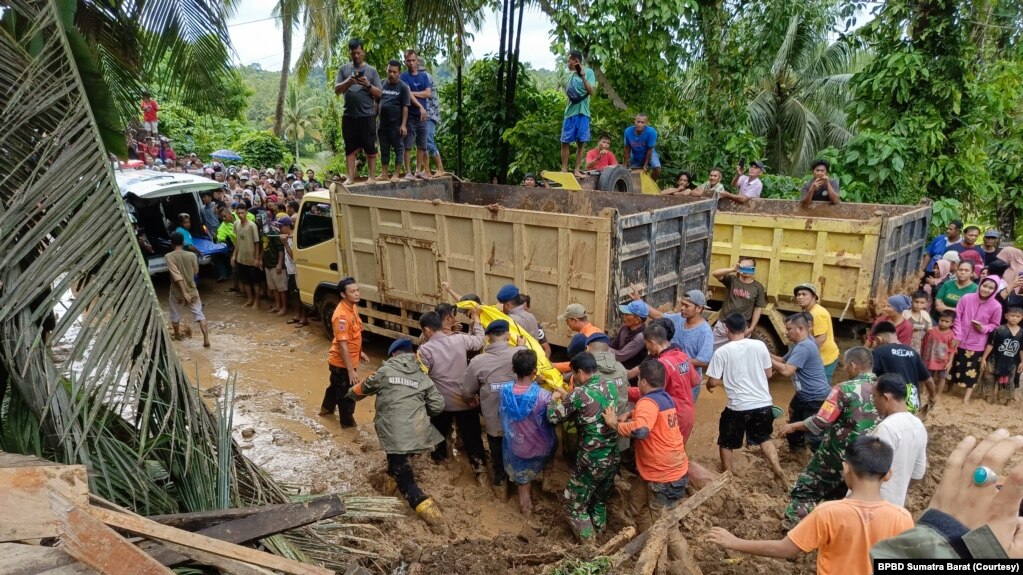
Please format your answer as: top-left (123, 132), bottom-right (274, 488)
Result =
top-left (868, 294), bottom-right (914, 346)
top-left (996, 246), bottom-right (1023, 281)
top-left (924, 258), bottom-right (954, 301)
top-left (951, 276), bottom-right (1003, 404)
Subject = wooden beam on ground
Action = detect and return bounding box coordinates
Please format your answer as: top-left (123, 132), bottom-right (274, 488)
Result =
top-left (597, 526), bottom-right (636, 556)
top-left (0, 542), bottom-right (100, 575)
top-left (144, 505), bottom-right (287, 531)
top-left (154, 540), bottom-right (276, 575)
top-left (48, 492), bottom-right (173, 575)
top-left (87, 506), bottom-right (333, 575)
top-left (0, 456), bottom-right (89, 541)
top-left (612, 471), bottom-right (731, 567)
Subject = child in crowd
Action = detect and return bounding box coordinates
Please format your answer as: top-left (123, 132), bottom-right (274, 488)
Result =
top-left (922, 310), bottom-right (957, 394)
top-left (707, 436), bottom-right (914, 575)
top-left (981, 306), bottom-right (1023, 402)
top-left (904, 291), bottom-right (933, 354)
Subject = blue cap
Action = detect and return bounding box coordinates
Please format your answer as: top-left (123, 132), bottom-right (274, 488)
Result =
top-left (496, 284), bottom-right (520, 303)
top-left (485, 319), bottom-right (510, 335)
top-left (619, 300), bottom-right (649, 318)
top-left (387, 338), bottom-right (414, 356)
top-left (585, 332), bottom-right (611, 346)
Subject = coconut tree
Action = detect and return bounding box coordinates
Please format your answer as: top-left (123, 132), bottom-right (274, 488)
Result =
top-left (282, 82), bottom-right (323, 163)
top-left (746, 13), bottom-right (868, 176)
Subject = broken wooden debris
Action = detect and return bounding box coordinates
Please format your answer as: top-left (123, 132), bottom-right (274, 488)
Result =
top-left (0, 542), bottom-right (100, 575)
top-left (0, 454), bottom-right (89, 542)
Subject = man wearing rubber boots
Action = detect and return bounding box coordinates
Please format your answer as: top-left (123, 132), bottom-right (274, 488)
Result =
top-left (322, 277), bottom-right (368, 427)
top-left (347, 339), bottom-right (447, 530)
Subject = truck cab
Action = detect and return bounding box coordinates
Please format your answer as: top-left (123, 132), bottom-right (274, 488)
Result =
top-left (293, 190), bottom-right (342, 335)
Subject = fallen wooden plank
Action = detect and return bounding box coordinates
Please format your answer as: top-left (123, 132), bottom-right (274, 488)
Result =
top-left (155, 539), bottom-right (276, 575)
top-left (145, 504), bottom-right (290, 530)
top-left (144, 495), bottom-right (345, 565)
top-left (612, 471), bottom-right (731, 566)
top-left (634, 520), bottom-right (668, 575)
top-left (48, 492), bottom-right (173, 575)
top-left (0, 542), bottom-right (100, 575)
top-left (1, 463), bottom-right (90, 541)
top-left (597, 526), bottom-right (636, 556)
top-left (87, 506), bottom-right (333, 575)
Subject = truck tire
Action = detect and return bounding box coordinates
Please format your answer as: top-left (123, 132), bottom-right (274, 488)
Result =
top-left (596, 165), bottom-right (633, 194)
top-left (318, 292), bottom-right (340, 339)
top-left (751, 324), bottom-right (784, 356)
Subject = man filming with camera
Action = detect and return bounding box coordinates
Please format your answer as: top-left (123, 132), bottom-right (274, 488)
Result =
top-left (560, 50), bottom-right (596, 177)
top-left (335, 38), bottom-right (383, 186)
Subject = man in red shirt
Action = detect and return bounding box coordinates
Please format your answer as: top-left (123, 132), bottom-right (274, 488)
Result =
top-left (141, 90), bottom-right (159, 136)
top-left (627, 323), bottom-right (699, 442)
top-left (584, 133), bottom-right (618, 171)
top-left (603, 359), bottom-right (690, 561)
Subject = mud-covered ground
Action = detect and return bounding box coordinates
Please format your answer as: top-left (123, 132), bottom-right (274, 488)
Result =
top-left (164, 276), bottom-right (1023, 574)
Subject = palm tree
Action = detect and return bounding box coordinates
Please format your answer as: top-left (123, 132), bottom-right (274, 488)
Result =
top-left (282, 83), bottom-right (323, 162)
top-left (271, 0), bottom-right (342, 137)
top-left (746, 14), bottom-right (868, 176)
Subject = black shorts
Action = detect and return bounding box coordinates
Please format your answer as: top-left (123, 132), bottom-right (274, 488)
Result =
top-left (287, 273), bottom-right (298, 295)
top-left (718, 406), bottom-right (774, 449)
top-left (237, 263), bottom-right (260, 285)
top-left (343, 115), bottom-right (378, 156)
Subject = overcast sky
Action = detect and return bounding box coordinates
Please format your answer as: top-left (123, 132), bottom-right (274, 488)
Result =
top-left (227, 0), bottom-right (560, 71)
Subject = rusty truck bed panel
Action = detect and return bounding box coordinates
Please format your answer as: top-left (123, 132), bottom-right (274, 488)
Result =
top-left (334, 179), bottom-right (716, 347)
top-left (711, 199), bottom-right (931, 322)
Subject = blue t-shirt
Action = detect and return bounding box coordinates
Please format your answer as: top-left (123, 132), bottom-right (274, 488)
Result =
top-left (624, 126), bottom-right (657, 166)
top-left (664, 313), bottom-right (714, 378)
top-left (400, 70), bottom-right (432, 121)
top-left (175, 226), bottom-right (194, 247)
top-left (784, 337), bottom-right (831, 401)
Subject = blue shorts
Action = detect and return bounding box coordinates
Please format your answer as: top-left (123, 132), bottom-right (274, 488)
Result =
top-left (403, 117), bottom-right (428, 151)
top-left (426, 120), bottom-right (439, 155)
top-left (560, 114), bottom-right (591, 144)
top-left (628, 149), bottom-right (660, 169)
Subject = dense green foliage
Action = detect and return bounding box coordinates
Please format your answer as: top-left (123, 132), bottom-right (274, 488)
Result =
top-left (236, 131), bottom-right (292, 167)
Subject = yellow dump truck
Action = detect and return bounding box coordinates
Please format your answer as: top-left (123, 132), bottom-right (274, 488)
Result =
top-left (709, 199), bottom-right (933, 353)
top-left (292, 178), bottom-right (717, 347)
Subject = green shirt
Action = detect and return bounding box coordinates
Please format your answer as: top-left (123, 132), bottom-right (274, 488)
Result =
top-left (936, 280), bottom-right (977, 309)
top-left (564, 68), bottom-right (597, 118)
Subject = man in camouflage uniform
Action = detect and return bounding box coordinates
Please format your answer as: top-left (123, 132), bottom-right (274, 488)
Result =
top-left (547, 352), bottom-right (620, 542)
top-left (779, 346), bottom-right (880, 526)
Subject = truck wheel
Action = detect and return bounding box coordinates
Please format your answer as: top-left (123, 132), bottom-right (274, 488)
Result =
top-left (318, 292), bottom-right (340, 339)
top-left (596, 165), bottom-right (634, 194)
top-left (750, 325), bottom-right (783, 356)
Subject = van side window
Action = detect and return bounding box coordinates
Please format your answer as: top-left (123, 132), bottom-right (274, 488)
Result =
top-left (297, 202), bottom-right (333, 248)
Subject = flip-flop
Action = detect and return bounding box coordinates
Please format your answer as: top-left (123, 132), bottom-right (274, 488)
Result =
top-left (286, 319), bottom-right (300, 324)
top-left (294, 322), bottom-right (308, 328)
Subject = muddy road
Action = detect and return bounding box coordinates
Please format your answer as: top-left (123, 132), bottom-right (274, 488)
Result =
top-left (162, 276), bottom-right (1023, 574)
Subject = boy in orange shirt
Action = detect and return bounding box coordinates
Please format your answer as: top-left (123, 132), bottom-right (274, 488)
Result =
top-left (603, 359), bottom-right (689, 557)
top-left (708, 435), bottom-right (913, 575)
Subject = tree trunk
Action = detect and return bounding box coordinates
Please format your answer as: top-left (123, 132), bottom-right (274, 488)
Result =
top-left (273, 21), bottom-right (292, 137)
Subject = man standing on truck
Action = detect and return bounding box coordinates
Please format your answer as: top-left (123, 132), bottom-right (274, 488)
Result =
top-left (623, 114), bottom-right (660, 181)
top-left (710, 257), bottom-right (766, 349)
top-left (799, 159), bottom-right (841, 208)
top-left (720, 161), bottom-right (764, 204)
top-left (334, 39), bottom-right (383, 186)
top-left (418, 309), bottom-right (489, 482)
top-left (497, 284), bottom-right (552, 358)
top-left (400, 49), bottom-right (432, 180)
top-left (560, 50), bottom-right (596, 177)
top-left (376, 60), bottom-right (409, 183)
top-left (793, 283), bottom-right (841, 383)
top-left (322, 277), bottom-right (368, 428)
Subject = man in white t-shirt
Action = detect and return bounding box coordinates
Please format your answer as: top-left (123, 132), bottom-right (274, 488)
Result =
top-left (870, 372), bottom-right (927, 506)
top-left (720, 160), bottom-right (765, 205)
top-left (706, 312), bottom-right (786, 483)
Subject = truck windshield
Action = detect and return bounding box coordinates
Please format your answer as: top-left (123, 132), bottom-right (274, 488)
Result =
top-left (297, 202), bottom-right (333, 248)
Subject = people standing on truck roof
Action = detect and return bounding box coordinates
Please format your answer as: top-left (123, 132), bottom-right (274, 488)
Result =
top-left (779, 345), bottom-right (880, 525)
top-left (623, 114), bottom-right (660, 181)
top-left (231, 204), bottom-right (263, 310)
top-left (660, 172), bottom-right (696, 196)
top-left (497, 284), bottom-right (552, 358)
top-left (418, 309), bottom-right (490, 481)
top-left (546, 352), bottom-right (620, 542)
top-left (322, 277), bottom-right (368, 427)
top-left (584, 133), bottom-right (617, 171)
top-left (794, 283), bottom-right (841, 383)
top-left (612, 300), bottom-right (650, 373)
top-left (560, 50), bottom-right (597, 177)
top-left (334, 38), bottom-right (383, 186)
top-left (710, 258), bottom-right (766, 350)
top-left (602, 358), bottom-right (691, 560)
top-left (553, 304), bottom-right (604, 373)
top-left (867, 295), bottom-right (914, 347)
top-left (935, 261), bottom-right (978, 314)
top-left (982, 230), bottom-right (1003, 268)
top-left (706, 313), bottom-right (786, 482)
top-left (799, 159), bottom-right (841, 208)
top-left (771, 312), bottom-right (833, 453)
top-left (499, 349), bottom-right (556, 519)
top-left (629, 323), bottom-right (699, 443)
top-left (951, 276), bottom-right (1003, 404)
top-left (166, 232), bottom-right (211, 348)
top-left (635, 288), bottom-right (714, 401)
top-left (870, 321), bottom-right (931, 411)
top-left (461, 319), bottom-right (519, 499)
top-left (346, 338), bottom-right (448, 530)
top-left (400, 49), bottom-right (432, 181)
top-left (720, 161), bottom-right (764, 204)
top-left (692, 167), bottom-right (726, 197)
top-left (417, 56), bottom-right (446, 177)
top-left (375, 60), bottom-right (409, 183)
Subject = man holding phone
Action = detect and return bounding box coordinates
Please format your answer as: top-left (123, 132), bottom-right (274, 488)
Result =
top-left (560, 50), bottom-right (596, 177)
top-left (334, 38), bottom-right (383, 186)
top-left (720, 160), bottom-right (765, 204)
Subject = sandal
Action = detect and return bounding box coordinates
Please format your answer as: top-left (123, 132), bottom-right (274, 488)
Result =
top-left (286, 319), bottom-right (301, 324)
